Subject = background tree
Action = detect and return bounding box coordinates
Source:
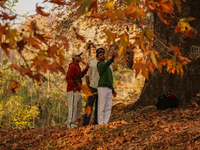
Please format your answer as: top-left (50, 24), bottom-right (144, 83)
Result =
top-left (131, 0), bottom-right (200, 110)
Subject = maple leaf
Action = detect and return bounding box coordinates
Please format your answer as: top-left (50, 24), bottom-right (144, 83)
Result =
top-left (0, 23), bottom-right (8, 41)
top-left (89, 13), bottom-right (108, 21)
top-left (60, 36), bottom-right (69, 51)
top-left (48, 0), bottom-right (68, 5)
top-left (27, 37), bottom-right (42, 50)
top-left (150, 51), bottom-right (158, 67)
top-left (0, 0), bottom-right (6, 6)
top-left (76, 0), bottom-right (92, 18)
top-left (146, 0), bottom-right (156, 13)
top-left (28, 21), bottom-right (39, 34)
top-left (81, 84), bottom-right (92, 101)
top-left (5, 28), bottom-right (18, 45)
top-left (47, 45), bottom-right (59, 59)
top-left (9, 64), bottom-right (33, 78)
top-left (48, 61), bottom-right (66, 74)
top-left (118, 32), bottom-right (130, 58)
top-left (84, 106), bottom-right (91, 117)
top-left (73, 27), bottom-right (86, 42)
top-left (11, 80), bottom-right (20, 93)
top-left (104, 0), bottom-right (114, 10)
top-left (158, 0), bottom-right (174, 15)
top-left (141, 65), bottom-right (149, 80)
top-left (125, 4), bottom-right (146, 23)
top-left (103, 30), bottom-right (117, 48)
top-left (88, 0), bottom-right (97, 14)
top-left (34, 33), bottom-right (48, 44)
top-left (36, 3), bottom-right (50, 17)
top-left (1, 43), bottom-right (15, 58)
top-left (156, 7), bottom-right (170, 25)
top-left (132, 59), bottom-right (143, 78)
top-left (0, 12), bottom-right (17, 20)
top-left (31, 57), bottom-right (49, 73)
top-left (17, 40), bottom-right (25, 54)
top-left (175, 18), bottom-right (197, 38)
top-left (172, 0), bottom-right (183, 13)
top-left (58, 50), bottom-right (66, 67)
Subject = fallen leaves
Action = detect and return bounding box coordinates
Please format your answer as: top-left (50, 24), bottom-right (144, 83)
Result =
top-left (36, 3), bottom-right (50, 17)
top-left (1, 104), bottom-right (200, 149)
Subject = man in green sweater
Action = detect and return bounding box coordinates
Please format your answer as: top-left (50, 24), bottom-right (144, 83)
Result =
top-left (97, 48), bottom-right (117, 125)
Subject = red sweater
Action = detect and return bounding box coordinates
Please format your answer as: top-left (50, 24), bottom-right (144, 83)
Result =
top-left (66, 61), bottom-right (88, 92)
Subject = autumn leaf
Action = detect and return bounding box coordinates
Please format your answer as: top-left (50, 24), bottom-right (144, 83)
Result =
top-left (125, 4), bottom-right (146, 23)
top-left (11, 80), bottom-right (20, 93)
top-left (17, 40), bottom-right (25, 54)
top-left (58, 50), bottom-right (66, 67)
top-left (27, 37), bottom-right (42, 50)
top-left (31, 57), bottom-right (49, 73)
top-left (141, 65), bottom-right (149, 80)
top-left (118, 33), bottom-right (130, 58)
top-left (175, 18), bottom-right (197, 38)
top-left (1, 43), bottom-right (15, 57)
top-left (84, 106), bottom-right (91, 117)
top-left (150, 51), bottom-right (158, 67)
top-left (103, 30), bottom-right (117, 48)
top-left (36, 3), bottom-right (50, 17)
top-left (5, 28), bottom-right (18, 45)
top-left (47, 45), bottom-right (59, 59)
top-left (104, 0), bottom-right (114, 10)
top-left (132, 59), bottom-right (143, 78)
top-left (76, 0), bottom-right (93, 18)
top-left (158, 0), bottom-right (174, 14)
top-left (0, 12), bottom-right (17, 20)
top-left (60, 36), bottom-right (69, 51)
top-left (73, 27), bottom-right (86, 42)
top-left (89, 13), bottom-right (108, 21)
top-left (28, 21), bottom-right (39, 34)
top-left (0, 0), bottom-right (6, 6)
top-left (48, 61), bottom-right (66, 75)
top-left (47, 0), bottom-right (68, 6)
top-left (81, 84), bottom-right (92, 101)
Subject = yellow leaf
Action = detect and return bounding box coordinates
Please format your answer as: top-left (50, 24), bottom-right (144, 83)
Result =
top-left (150, 51), bottom-right (157, 67)
top-left (105, 1), bottom-right (114, 10)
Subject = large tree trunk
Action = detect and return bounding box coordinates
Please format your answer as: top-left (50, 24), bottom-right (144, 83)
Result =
top-left (130, 0), bottom-right (200, 110)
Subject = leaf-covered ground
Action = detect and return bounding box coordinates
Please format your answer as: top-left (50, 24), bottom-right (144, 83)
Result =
top-left (1, 103), bottom-right (200, 150)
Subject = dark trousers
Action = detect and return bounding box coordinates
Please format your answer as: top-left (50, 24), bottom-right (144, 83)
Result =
top-left (82, 86), bottom-right (98, 125)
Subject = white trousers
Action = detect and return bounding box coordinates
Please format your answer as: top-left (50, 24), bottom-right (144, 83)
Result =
top-left (65, 91), bottom-right (82, 126)
top-left (98, 87), bottom-right (112, 125)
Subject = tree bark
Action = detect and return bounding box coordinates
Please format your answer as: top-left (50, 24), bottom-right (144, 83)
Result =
top-left (130, 0), bottom-right (200, 110)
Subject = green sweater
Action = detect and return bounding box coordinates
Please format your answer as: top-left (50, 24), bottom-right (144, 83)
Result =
top-left (97, 59), bottom-right (115, 93)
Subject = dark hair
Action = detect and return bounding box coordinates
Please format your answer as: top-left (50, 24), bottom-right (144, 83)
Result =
top-left (96, 48), bottom-right (105, 53)
top-left (72, 58), bottom-right (74, 61)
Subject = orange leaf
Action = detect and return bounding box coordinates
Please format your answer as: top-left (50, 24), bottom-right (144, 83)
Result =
top-left (73, 27), bottom-right (86, 42)
top-left (89, 13), bottom-right (108, 21)
top-left (60, 36), bottom-right (69, 51)
top-left (36, 3), bottom-right (50, 17)
top-left (48, 62), bottom-right (66, 75)
top-left (17, 40), bottom-right (25, 54)
top-left (141, 65), bottom-right (149, 80)
top-left (0, 12), bottom-right (17, 20)
top-left (84, 106), bottom-right (91, 117)
top-left (28, 21), bottom-right (39, 33)
top-left (158, 0), bottom-right (174, 14)
top-left (28, 37), bottom-right (41, 50)
top-left (11, 80), bottom-right (20, 93)
top-left (48, 0), bottom-right (68, 6)
top-left (125, 4), bottom-right (146, 23)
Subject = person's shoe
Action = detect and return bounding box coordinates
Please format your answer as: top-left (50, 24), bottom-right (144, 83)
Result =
top-left (67, 124), bottom-right (77, 128)
top-left (71, 124), bottom-right (77, 128)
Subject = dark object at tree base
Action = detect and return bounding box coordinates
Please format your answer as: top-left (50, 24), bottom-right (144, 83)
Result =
top-left (156, 92), bottom-right (179, 110)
